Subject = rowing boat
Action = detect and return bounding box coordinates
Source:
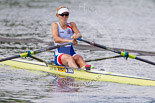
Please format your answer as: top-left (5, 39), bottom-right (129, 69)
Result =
top-left (1, 38), bottom-right (155, 86)
top-left (1, 58), bottom-right (155, 86)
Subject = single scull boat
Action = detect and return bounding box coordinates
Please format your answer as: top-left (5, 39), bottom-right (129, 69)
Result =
top-left (0, 58), bottom-right (155, 86)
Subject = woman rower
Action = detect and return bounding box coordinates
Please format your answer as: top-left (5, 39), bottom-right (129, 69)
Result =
top-left (51, 6), bottom-right (91, 70)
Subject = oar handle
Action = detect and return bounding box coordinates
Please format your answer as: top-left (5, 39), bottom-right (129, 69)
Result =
top-left (77, 38), bottom-right (82, 41)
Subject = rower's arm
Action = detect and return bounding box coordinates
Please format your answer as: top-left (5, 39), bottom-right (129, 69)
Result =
top-left (70, 22), bottom-right (82, 40)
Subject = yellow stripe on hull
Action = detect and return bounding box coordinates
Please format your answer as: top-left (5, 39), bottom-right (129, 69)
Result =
top-left (0, 59), bottom-right (155, 86)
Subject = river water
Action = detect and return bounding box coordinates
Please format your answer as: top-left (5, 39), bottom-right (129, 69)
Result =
top-left (0, 0), bottom-right (155, 103)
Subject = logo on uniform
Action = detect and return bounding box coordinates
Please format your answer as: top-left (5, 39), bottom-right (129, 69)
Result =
top-left (67, 29), bottom-right (71, 34)
top-left (60, 31), bottom-right (64, 33)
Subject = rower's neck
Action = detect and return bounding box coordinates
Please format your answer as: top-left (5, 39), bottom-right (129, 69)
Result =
top-left (59, 21), bottom-right (68, 29)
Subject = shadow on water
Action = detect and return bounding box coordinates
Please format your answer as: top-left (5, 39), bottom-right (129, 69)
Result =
top-left (51, 76), bottom-right (80, 92)
top-left (0, 99), bottom-right (32, 103)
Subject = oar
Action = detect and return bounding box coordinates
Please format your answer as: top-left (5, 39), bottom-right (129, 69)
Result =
top-left (85, 55), bottom-right (122, 62)
top-left (77, 38), bottom-right (155, 65)
top-left (0, 43), bottom-right (71, 62)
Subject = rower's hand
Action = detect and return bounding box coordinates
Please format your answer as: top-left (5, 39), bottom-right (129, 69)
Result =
top-left (71, 33), bottom-right (82, 40)
top-left (70, 39), bottom-right (78, 45)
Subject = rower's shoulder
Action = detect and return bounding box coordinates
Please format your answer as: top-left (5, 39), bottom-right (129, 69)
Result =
top-left (70, 22), bottom-right (76, 25)
top-left (51, 22), bottom-right (58, 25)
top-left (70, 22), bottom-right (77, 28)
top-left (51, 22), bottom-right (58, 27)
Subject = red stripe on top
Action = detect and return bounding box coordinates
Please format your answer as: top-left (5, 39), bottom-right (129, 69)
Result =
top-left (58, 54), bottom-right (64, 65)
top-left (67, 26), bottom-right (72, 30)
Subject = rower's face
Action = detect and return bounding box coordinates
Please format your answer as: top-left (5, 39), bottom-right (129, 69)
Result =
top-left (58, 12), bottom-right (69, 22)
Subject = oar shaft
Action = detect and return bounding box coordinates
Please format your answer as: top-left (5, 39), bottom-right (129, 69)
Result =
top-left (85, 55), bottom-right (122, 62)
top-left (0, 55), bottom-right (19, 62)
top-left (81, 39), bottom-right (121, 54)
top-left (0, 43), bottom-right (71, 62)
top-left (136, 57), bottom-right (155, 65)
top-left (78, 38), bottom-right (155, 66)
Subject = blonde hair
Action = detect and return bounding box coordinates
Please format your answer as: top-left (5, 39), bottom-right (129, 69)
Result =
top-left (56, 6), bottom-right (70, 17)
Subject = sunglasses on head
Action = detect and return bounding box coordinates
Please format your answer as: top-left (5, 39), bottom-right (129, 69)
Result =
top-left (59, 13), bottom-right (69, 16)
